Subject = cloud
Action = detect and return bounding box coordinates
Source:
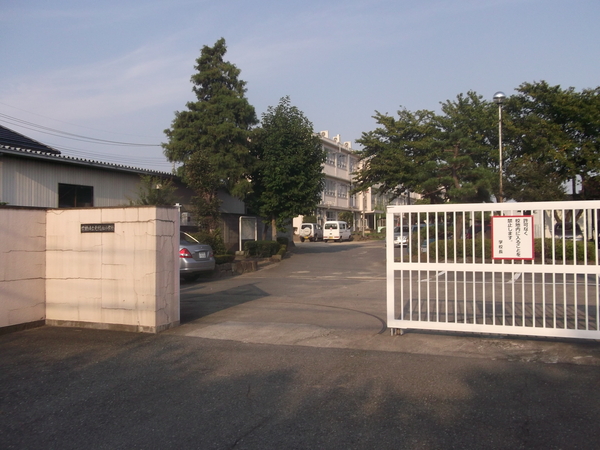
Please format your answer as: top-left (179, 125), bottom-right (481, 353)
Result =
top-left (1, 43), bottom-right (194, 123)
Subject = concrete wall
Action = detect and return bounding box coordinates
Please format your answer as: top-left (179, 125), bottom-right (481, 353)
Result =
top-left (0, 206), bottom-right (179, 334)
top-left (0, 207), bottom-right (47, 329)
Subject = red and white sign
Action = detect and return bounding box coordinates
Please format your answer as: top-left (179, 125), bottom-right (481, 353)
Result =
top-left (492, 215), bottom-right (534, 260)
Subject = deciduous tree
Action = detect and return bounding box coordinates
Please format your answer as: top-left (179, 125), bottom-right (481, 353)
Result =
top-left (506, 81), bottom-right (600, 200)
top-left (248, 97), bottom-right (325, 240)
top-left (354, 92), bottom-right (497, 204)
top-left (128, 175), bottom-right (178, 206)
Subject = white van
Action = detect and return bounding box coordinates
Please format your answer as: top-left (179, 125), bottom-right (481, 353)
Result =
top-left (323, 221), bottom-right (352, 242)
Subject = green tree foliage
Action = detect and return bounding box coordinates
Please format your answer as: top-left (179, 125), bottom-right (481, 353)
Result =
top-left (355, 82), bottom-right (600, 203)
top-left (435, 92), bottom-right (497, 203)
top-left (505, 81), bottom-right (600, 200)
top-left (353, 108), bottom-right (438, 201)
top-left (338, 211), bottom-right (354, 228)
top-left (129, 175), bottom-right (178, 206)
top-left (162, 38), bottom-right (257, 228)
top-left (249, 97), bottom-right (326, 240)
top-left (355, 92), bottom-right (497, 203)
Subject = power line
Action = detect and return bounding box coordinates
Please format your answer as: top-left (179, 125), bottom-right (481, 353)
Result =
top-left (0, 107), bottom-right (177, 170)
top-left (0, 113), bottom-right (160, 147)
top-left (0, 101), bottom-right (164, 139)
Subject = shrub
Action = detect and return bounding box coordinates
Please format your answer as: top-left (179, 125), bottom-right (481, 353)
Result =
top-left (420, 237), bottom-right (597, 262)
top-left (244, 240), bottom-right (280, 257)
top-left (535, 239), bottom-right (597, 262)
top-left (214, 254), bottom-right (235, 264)
top-left (421, 238), bottom-right (491, 259)
top-left (276, 236), bottom-right (289, 247)
top-left (190, 229), bottom-right (226, 255)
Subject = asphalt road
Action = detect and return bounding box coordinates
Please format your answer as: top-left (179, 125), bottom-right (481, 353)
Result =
top-left (2, 240), bottom-right (600, 449)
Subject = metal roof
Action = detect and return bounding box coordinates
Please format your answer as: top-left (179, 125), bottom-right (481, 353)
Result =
top-left (0, 144), bottom-right (172, 176)
top-left (0, 124), bottom-right (172, 176)
top-left (0, 125), bottom-right (61, 154)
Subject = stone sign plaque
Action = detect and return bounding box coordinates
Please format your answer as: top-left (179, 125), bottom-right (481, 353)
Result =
top-left (81, 223), bottom-right (115, 233)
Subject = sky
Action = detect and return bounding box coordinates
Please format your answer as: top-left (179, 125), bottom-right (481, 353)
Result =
top-left (1, 0), bottom-right (598, 173)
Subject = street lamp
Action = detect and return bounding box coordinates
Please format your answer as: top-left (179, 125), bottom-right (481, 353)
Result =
top-left (493, 91), bottom-right (506, 203)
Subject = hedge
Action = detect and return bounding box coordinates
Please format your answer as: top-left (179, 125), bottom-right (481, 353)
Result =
top-left (244, 240), bottom-right (281, 257)
top-left (420, 238), bottom-right (598, 263)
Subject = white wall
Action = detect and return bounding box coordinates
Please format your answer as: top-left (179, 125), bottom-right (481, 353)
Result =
top-left (0, 208), bottom-right (46, 328)
top-left (0, 206), bottom-right (180, 333)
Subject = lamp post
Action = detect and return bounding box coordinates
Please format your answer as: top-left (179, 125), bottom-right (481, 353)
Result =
top-left (493, 91), bottom-right (506, 203)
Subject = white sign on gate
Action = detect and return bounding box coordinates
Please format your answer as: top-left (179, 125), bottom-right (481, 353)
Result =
top-left (492, 215), bottom-right (534, 260)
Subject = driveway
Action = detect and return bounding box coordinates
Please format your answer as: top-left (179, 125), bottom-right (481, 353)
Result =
top-left (170, 240), bottom-right (386, 346)
top-left (169, 240), bottom-right (600, 366)
top-left (3, 240), bottom-right (600, 449)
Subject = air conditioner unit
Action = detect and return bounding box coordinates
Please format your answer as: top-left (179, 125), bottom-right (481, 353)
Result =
top-left (333, 134), bottom-right (340, 143)
top-left (320, 130), bottom-right (329, 138)
top-left (343, 141), bottom-right (351, 148)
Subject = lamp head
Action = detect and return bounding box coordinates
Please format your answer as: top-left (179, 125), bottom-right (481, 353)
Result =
top-left (493, 91), bottom-right (506, 105)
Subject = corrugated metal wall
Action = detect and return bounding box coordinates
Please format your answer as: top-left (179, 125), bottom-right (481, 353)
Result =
top-left (1, 156), bottom-right (142, 207)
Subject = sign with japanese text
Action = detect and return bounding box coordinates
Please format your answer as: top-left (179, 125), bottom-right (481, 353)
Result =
top-left (81, 223), bottom-right (115, 233)
top-left (492, 215), bottom-right (534, 260)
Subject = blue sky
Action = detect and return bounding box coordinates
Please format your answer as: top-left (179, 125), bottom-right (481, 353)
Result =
top-left (1, 0), bottom-right (598, 172)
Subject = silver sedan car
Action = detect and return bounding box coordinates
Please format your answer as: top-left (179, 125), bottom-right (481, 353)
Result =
top-left (179, 232), bottom-right (216, 280)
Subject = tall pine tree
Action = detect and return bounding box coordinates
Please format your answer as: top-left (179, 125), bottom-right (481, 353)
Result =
top-left (162, 38), bottom-right (257, 228)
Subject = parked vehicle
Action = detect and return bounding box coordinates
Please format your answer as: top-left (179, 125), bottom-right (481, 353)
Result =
top-left (392, 226), bottom-right (410, 247)
top-left (323, 220), bottom-right (352, 242)
top-left (465, 222), bottom-right (491, 239)
top-left (554, 222), bottom-right (583, 241)
top-left (299, 223), bottom-right (323, 242)
top-left (179, 232), bottom-right (216, 280)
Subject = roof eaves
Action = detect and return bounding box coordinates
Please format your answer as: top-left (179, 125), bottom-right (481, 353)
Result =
top-left (0, 144), bottom-right (173, 177)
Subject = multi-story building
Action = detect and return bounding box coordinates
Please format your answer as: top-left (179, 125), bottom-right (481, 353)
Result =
top-left (293, 131), bottom-right (414, 231)
top-left (293, 131), bottom-right (418, 233)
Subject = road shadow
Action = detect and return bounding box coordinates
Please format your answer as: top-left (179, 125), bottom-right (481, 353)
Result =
top-left (2, 327), bottom-right (600, 449)
top-left (179, 282), bottom-right (269, 324)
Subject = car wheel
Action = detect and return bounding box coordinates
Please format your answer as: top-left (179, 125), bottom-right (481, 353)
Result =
top-left (300, 237), bottom-right (305, 242)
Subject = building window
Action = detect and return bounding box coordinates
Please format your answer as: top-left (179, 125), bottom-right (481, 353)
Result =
top-left (325, 179), bottom-right (336, 197)
top-left (58, 183), bottom-right (94, 207)
top-left (337, 154), bottom-right (347, 169)
top-left (349, 158), bottom-right (355, 173)
top-left (326, 151), bottom-right (336, 166)
top-left (338, 184), bottom-right (348, 198)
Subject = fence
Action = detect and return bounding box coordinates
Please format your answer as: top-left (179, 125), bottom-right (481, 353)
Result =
top-left (386, 201), bottom-right (600, 340)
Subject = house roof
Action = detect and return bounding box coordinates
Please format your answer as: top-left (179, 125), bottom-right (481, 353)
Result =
top-left (0, 124), bottom-right (61, 154)
top-left (0, 125), bottom-right (171, 177)
top-left (0, 144), bottom-right (172, 176)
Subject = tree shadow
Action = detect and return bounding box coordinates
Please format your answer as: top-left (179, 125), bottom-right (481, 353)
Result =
top-left (2, 328), bottom-right (600, 449)
top-left (179, 282), bottom-right (270, 324)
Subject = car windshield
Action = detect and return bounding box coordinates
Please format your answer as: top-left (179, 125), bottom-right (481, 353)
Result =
top-left (325, 223), bottom-right (337, 230)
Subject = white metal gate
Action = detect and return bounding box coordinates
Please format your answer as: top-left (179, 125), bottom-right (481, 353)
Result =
top-left (386, 201), bottom-right (600, 340)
